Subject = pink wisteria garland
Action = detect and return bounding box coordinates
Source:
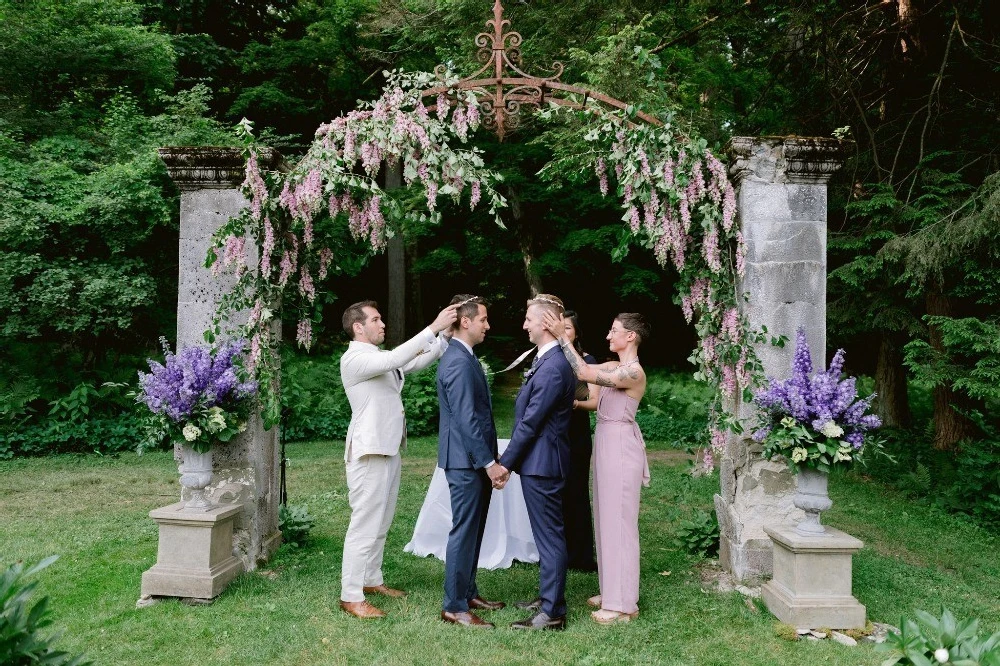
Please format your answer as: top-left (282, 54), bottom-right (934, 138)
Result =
top-left (208, 71), bottom-right (506, 428)
top-left (540, 106), bottom-right (769, 473)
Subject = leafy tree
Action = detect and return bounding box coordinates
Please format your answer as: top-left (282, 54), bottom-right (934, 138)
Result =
top-left (0, 0), bottom-right (175, 138)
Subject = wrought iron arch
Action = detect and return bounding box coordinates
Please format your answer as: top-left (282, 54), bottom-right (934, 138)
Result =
top-left (422, 0), bottom-right (662, 141)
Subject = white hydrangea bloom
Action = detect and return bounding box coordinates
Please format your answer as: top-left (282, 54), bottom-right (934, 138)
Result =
top-left (206, 406), bottom-right (227, 432)
top-left (182, 424), bottom-right (202, 442)
top-left (820, 421), bottom-right (844, 438)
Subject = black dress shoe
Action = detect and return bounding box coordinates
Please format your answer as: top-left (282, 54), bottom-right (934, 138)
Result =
top-left (514, 597), bottom-right (542, 611)
top-left (510, 611), bottom-right (566, 631)
top-left (468, 596), bottom-right (506, 611)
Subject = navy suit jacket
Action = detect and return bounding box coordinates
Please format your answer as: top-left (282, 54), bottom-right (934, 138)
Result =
top-left (436, 339), bottom-right (498, 470)
top-left (498, 346), bottom-right (576, 477)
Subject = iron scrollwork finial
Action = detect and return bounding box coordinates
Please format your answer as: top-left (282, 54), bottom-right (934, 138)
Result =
top-left (432, 0), bottom-right (564, 140)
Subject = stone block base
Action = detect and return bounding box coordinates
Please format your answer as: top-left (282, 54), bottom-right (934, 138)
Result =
top-left (141, 502), bottom-right (245, 599)
top-left (260, 530), bottom-right (283, 564)
top-left (761, 524), bottom-right (866, 629)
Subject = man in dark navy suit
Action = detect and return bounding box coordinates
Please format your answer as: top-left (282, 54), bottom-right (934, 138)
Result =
top-left (436, 295), bottom-right (509, 628)
top-left (499, 293), bottom-right (576, 631)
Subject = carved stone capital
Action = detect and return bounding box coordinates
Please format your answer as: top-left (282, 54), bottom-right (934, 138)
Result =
top-left (158, 146), bottom-right (288, 190)
top-left (725, 136), bottom-right (852, 185)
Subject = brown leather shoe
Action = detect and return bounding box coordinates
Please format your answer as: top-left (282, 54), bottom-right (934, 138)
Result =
top-left (363, 584), bottom-right (407, 598)
top-left (468, 596), bottom-right (506, 611)
top-left (340, 600), bottom-right (386, 619)
top-left (440, 610), bottom-right (494, 628)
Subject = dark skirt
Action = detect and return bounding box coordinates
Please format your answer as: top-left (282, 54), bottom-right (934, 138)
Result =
top-left (563, 354), bottom-right (596, 571)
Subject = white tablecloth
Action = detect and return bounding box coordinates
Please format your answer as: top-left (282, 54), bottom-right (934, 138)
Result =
top-left (404, 439), bottom-right (538, 569)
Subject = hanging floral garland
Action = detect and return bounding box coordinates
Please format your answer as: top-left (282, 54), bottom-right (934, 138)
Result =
top-left (539, 105), bottom-right (781, 471)
top-left (208, 70), bottom-right (506, 428)
top-left (210, 68), bottom-right (771, 470)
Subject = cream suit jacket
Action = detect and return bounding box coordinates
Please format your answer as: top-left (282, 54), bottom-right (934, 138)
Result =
top-left (340, 327), bottom-right (447, 461)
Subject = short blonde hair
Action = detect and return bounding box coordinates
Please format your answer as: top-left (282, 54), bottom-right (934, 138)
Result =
top-left (527, 293), bottom-right (564, 318)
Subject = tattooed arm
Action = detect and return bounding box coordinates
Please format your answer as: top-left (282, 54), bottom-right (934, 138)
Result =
top-left (592, 363), bottom-right (643, 388)
top-left (544, 311), bottom-right (646, 398)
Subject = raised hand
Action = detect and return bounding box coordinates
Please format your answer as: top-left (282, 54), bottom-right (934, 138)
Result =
top-left (541, 311), bottom-right (565, 340)
top-left (429, 304), bottom-right (460, 333)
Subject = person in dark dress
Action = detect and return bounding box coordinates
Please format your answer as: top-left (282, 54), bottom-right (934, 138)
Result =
top-left (562, 310), bottom-right (598, 572)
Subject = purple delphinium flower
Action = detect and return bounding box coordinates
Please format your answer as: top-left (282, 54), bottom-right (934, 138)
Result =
top-left (138, 339), bottom-right (257, 423)
top-left (753, 327), bottom-right (881, 456)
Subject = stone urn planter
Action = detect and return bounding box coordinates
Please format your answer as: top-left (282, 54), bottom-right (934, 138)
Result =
top-left (792, 467), bottom-right (832, 536)
top-left (179, 445), bottom-right (214, 510)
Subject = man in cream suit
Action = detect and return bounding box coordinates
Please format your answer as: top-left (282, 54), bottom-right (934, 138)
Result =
top-left (339, 300), bottom-right (458, 619)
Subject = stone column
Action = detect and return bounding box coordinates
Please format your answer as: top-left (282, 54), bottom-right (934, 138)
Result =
top-left (159, 146), bottom-right (286, 571)
top-left (715, 137), bottom-right (849, 583)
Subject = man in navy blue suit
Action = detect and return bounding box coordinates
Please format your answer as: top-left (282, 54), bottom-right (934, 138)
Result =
top-left (499, 293), bottom-right (576, 631)
top-left (436, 295), bottom-right (509, 628)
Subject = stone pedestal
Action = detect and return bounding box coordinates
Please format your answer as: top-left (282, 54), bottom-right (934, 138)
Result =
top-left (715, 136), bottom-right (851, 582)
top-left (157, 147), bottom-right (288, 571)
top-left (761, 525), bottom-right (866, 629)
top-left (141, 503), bottom-right (245, 599)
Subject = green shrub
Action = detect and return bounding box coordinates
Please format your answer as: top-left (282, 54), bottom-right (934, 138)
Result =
top-left (938, 437), bottom-right (1000, 529)
top-left (877, 608), bottom-right (1000, 666)
top-left (280, 346), bottom-right (440, 442)
top-left (0, 380), bottom-right (142, 458)
top-left (635, 371), bottom-right (713, 448)
top-left (862, 421), bottom-right (1000, 530)
top-left (1, 556), bottom-right (90, 666)
top-left (278, 504), bottom-right (315, 548)
top-left (280, 349), bottom-right (352, 442)
top-left (673, 509), bottom-right (720, 558)
top-left (400, 366), bottom-right (440, 437)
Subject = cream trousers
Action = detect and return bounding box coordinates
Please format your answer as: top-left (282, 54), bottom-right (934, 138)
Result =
top-left (340, 453), bottom-right (402, 602)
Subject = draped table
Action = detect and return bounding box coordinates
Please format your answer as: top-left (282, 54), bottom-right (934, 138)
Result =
top-left (404, 439), bottom-right (538, 569)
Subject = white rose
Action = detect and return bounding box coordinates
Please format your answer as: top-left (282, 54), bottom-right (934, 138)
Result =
top-left (820, 421), bottom-right (844, 438)
top-left (934, 648), bottom-right (949, 663)
top-left (182, 424), bottom-right (202, 442)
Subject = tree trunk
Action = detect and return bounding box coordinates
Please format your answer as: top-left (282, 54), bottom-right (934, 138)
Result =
top-left (406, 237), bottom-right (422, 337)
top-left (874, 333), bottom-right (912, 428)
top-left (926, 290), bottom-right (977, 451)
top-left (385, 159), bottom-right (405, 347)
top-left (506, 187), bottom-right (544, 297)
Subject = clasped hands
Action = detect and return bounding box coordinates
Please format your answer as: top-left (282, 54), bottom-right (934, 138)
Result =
top-left (487, 462), bottom-right (510, 490)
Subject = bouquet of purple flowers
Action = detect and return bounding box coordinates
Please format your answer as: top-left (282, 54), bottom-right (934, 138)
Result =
top-left (136, 338), bottom-right (258, 454)
top-left (753, 328), bottom-right (881, 472)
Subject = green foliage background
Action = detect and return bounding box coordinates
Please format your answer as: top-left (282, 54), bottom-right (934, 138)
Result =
top-left (1, 0), bottom-right (999, 529)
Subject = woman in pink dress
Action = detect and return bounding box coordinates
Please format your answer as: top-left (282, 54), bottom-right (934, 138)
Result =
top-left (543, 311), bottom-right (650, 625)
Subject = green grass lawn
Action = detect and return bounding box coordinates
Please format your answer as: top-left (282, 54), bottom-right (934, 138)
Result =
top-left (2, 395), bottom-right (999, 665)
